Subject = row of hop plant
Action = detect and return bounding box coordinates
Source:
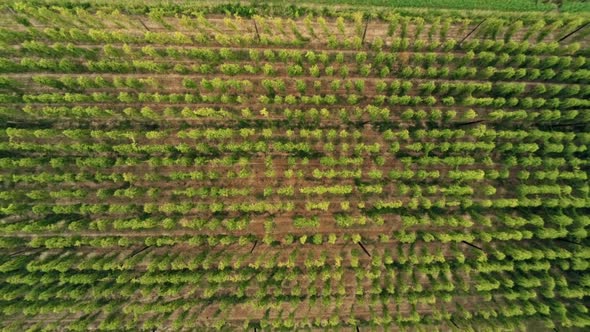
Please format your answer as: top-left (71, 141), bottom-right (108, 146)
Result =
top-left (9, 2), bottom-right (587, 44)
top-left (12, 40), bottom-right (586, 71)
top-left (16, 75), bottom-right (588, 106)
top-left (1, 19), bottom-right (585, 56)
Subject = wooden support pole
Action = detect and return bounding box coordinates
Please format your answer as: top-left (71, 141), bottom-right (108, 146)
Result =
top-left (138, 18), bottom-right (151, 31)
top-left (459, 18), bottom-right (487, 45)
top-left (558, 22), bottom-right (590, 42)
top-left (361, 19), bottom-right (369, 45)
top-left (253, 20), bottom-right (261, 42)
top-left (455, 119), bottom-right (485, 127)
top-left (130, 246), bottom-right (150, 257)
top-left (8, 249), bottom-right (29, 257)
top-left (461, 241), bottom-right (484, 251)
top-left (545, 121), bottom-right (590, 128)
top-left (358, 242), bottom-right (371, 257)
top-left (249, 240), bottom-right (258, 253)
top-left (556, 238), bottom-right (583, 246)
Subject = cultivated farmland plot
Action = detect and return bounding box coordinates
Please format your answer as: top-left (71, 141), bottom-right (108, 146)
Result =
top-left (0, 1), bottom-right (589, 331)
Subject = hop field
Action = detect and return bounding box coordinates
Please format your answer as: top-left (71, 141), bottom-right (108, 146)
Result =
top-left (0, 1), bottom-right (589, 331)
